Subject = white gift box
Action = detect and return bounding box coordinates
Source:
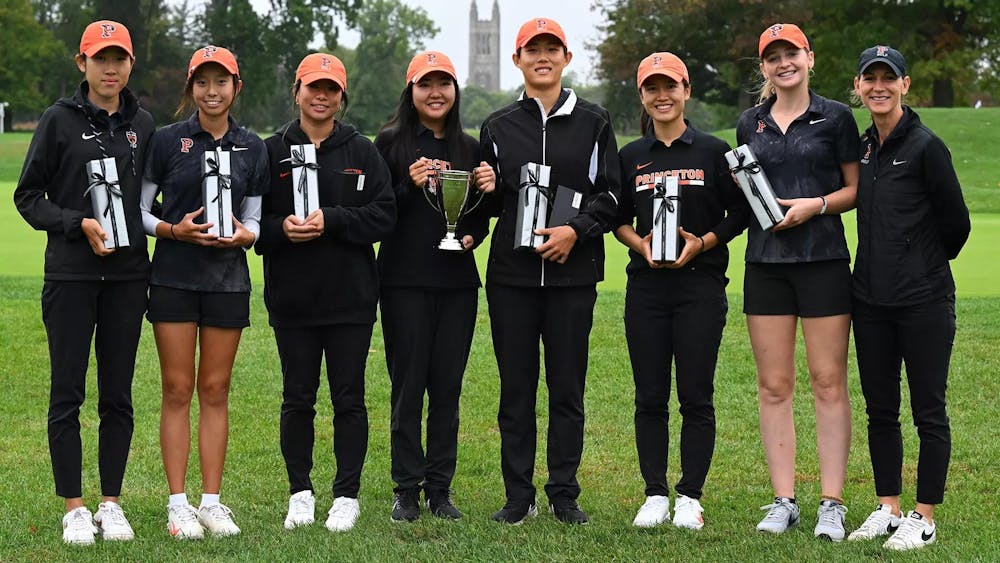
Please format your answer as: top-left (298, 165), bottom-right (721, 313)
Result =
top-left (287, 144), bottom-right (319, 219)
top-left (85, 157), bottom-right (130, 248)
top-left (725, 144), bottom-right (785, 230)
top-left (202, 148), bottom-right (234, 238)
top-left (515, 162), bottom-right (551, 249)
top-left (651, 175), bottom-right (681, 263)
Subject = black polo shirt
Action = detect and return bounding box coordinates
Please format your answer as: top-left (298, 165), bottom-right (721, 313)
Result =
top-left (735, 91), bottom-right (859, 263)
top-left (617, 122), bottom-right (749, 280)
top-left (374, 123), bottom-right (488, 289)
top-left (144, 113), bottom-right (269, 292)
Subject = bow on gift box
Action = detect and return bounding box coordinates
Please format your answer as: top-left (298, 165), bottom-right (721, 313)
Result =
top-left (519, 166), bottom-right (553, 242)
top-left (732, 151), bottom-right (781, 226)
top-left (280, 148), bottom-right (320, 212)
top-left (84, 158), bottom-right (124, 247)
top-left (203, 148), bottom-right (233, 236)
top-left (653, 178), bottom-right (680, 257)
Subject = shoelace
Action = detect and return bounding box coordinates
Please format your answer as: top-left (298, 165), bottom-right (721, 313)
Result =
top-left (856, 509), bottom-right (893, 534)
top-left (889, 515), bottom-right (927, 541)
top-left (203, 504), bottom-right (234, 521)
top-left (760, 501), bottom-right (793, 522)
top-left (290, 495), bottom-right (313, 513)
top-left (330, 499), bottom-right (355, 517)
top-left (675, 497), bottom-right (701, 513)
top-left (100, 504), bottom-right (129, 527)
top-left (817, 503), bottom-right (847, 527)
top-left (67, 509), bottom-right (93, 531)
top-left (173, 505), bottom-right (199, 524)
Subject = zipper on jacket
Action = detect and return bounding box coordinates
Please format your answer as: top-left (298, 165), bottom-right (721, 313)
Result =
top-left (532, 97), bottom-right (550, 287)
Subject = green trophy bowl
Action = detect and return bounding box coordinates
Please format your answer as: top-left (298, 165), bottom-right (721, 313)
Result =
top-left (435, 169), bottom-right (472, 251)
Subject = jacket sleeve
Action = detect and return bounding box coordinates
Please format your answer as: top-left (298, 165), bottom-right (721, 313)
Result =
top-left (923, 137), bottom-right (970, 259)
top-left (322, 142), bottom-right (396, 245)
top-left (374, 130), bottom-right (415, 207)
top-left (254, 138), bottom-right (289, 256)
top-left (477, 120), bottom-right (504, 218)
top-left (456, 135), bottom-right (490, 246)
top-left (13, 108), bottom-right (86, 239)
top-left (614, 146), bottom-right (636, 229)
top-left (566, 113), bottom-right (622, 240)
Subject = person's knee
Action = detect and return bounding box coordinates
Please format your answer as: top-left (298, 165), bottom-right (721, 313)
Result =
top-left (162, 377), bottom-right (195, 409)
top-left (758, 376), bottom-right (794, 405)
top-left (196, 377), bottom-right (231, 409)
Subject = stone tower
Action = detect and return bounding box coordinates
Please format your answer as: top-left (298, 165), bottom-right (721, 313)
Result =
top-left (468, 0), bottom-right (500, 91)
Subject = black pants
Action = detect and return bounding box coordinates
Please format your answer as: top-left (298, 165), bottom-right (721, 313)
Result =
top-left (624, 270), bottom-right (727, 499)
top-left (853, 296), bottom-right (955, 505)
top-left (486, 282), bottom-right (596, 504)
top-left (274, 323), bottom-right (373, 499)
top-left (41, 280), bottom-right (147, 498)
top-left (380, 287), bottom-right (477, 495)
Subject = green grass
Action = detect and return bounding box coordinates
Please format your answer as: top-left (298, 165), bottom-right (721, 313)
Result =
top-left (2, 108), bottom-right (999, 560)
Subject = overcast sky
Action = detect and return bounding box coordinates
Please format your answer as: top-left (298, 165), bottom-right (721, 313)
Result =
top-left (247, 0), bottom-right (606, 90)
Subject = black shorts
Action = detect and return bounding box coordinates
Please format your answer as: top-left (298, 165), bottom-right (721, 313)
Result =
top-left (743, 260), bottom-right (851, 317)
top-left (146, 285), bottom-right (250, 328)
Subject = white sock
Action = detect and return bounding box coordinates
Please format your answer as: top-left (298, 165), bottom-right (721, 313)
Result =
top-left (168, 493), bottom-right (188, 508)
top-left (200, 493), bottom-right (220, 508)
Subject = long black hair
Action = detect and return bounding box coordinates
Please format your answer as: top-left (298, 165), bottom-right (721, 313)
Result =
top-left (377, 79), bottom-right (473, 183)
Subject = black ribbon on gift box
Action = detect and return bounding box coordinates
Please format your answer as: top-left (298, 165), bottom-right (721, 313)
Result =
top-left (732, 151), bottom-right (781, 227)
top-left (653, 178), bottom-right (680, 260)
top-left (280, 148), bottom-right (320, 215)
top-left (519, 166), bottom-right (553, 246)
top-left (203, 149), bottom-right (233, 237)
top-left (84, 158), bottom-right (124, 247)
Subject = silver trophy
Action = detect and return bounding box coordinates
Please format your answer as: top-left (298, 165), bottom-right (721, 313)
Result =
top-left (424, 169), bottom-right (480, 251)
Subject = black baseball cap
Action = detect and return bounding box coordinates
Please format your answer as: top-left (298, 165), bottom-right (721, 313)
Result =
top-left (858, 45), bottom-right (906, 77)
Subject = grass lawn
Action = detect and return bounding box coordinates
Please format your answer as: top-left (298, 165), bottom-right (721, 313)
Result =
top-left (1, 108), bottom-right (998, 560)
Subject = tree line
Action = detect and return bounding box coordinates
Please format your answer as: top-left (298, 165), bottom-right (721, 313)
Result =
top-left (2, 0), bottom-right (997, 136)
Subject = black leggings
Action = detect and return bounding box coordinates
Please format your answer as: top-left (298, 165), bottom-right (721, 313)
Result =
top-left (42, 280), bottom-right (147, 498)
top-left (853, 296), bottom-right (955, 505)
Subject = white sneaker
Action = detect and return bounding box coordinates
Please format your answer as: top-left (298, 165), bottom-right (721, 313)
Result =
top-left (325, 497), bottom-right (360, 532)
top-left (284, 490), bottom-right (316, 529)
top-left (632, 495), bottom-right (670, 528)
top-left (814, 499), bottom-right (848, 541)
top-left (672, 495), bottom-right (705, 530)
top-left (883, 511), bottom-right (936, 551)
top-left (167, 504), bottom-right (204, 539)
top-left (198, 503), bottom-right (241, 537)
top-left (848, 504), bottom-right (902, 541)
top-left (756, 497), bottom-right (800, 533)
top-left (62, 507), bottom-right (97, 545)
top-left (93, 501), bottom-right (134, 541)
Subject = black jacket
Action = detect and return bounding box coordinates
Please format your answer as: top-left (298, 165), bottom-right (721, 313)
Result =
top-left (14, 82), bottom-right (153, 281)
top-left (480, 89), bottom-right (621, 287)
top-left (256, 120), bottom-right (396, 327)
top-left (853, 107), bottom-right (970, 306)
top-left (374, 124), bottom-right (489, 288)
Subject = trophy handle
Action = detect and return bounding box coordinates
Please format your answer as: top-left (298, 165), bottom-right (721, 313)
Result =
top-left (420, 171), bottom-right (443, 213)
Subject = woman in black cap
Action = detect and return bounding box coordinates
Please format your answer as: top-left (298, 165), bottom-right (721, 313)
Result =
top-left (846, 45), bottom-right (969, 552)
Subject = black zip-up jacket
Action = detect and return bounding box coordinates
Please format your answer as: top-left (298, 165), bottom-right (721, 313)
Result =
top-left (480, 89), bottom-right (621, 287)
top-left (14, 82), bottom-right (153, 281)
top-left (374, 124), bottom-right (489, 288)
top-left (616, 123), bottom-right (750, 282)
top-left (853, 107), bottom-right (970, 306)
top-left (256, 120), bottom-right (396, 327)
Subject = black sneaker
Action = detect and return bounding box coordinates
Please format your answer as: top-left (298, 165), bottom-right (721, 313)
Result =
top-left (550, 500), bottom-right (589, 524)
top-left (426, 492), bottom-right (463, 520)
top-left (490, 500), bottom-right (538, 525)
top-left (391, 490), bottom-right (420, 523)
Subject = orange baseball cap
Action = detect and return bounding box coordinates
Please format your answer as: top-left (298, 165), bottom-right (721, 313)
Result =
top-left (636, 52), bottom-right (689, 89)
top-left (406, 51), bottom-right (457, 85)
top-left (80, 20), bottom-right (133, 58)
top-left (515, 18), bottom-right (568, 52)
top-left (758, 23), bottom-right (810, 57)
top-left (296, 53), bottom-right (348, 92)
top-left (188, 45), bottom-right (239, 79)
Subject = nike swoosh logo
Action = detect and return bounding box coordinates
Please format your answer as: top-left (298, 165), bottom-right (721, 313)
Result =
top-left (921, 529), bottom-right (935, 541)
top-left (893, 159), bottom-right (907, 165)
top-left (809, 118), bottom-right (826, 125)
top-left (636, 161), bottom-right (653, 171)
top-left (888, 523), bottom-right (899, 533)
top-left (279, 172), bottom-right (292, 178)
top-left (81, 132), bottom-right (101, 140)
top-left (232, 147), bottom-right (249, 151)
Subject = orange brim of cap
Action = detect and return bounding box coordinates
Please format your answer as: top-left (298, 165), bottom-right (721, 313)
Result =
top-left (299, 70), bottom-right (347, 92)
top-left (83, 40), bottom-right (133, 58)
top-left (637, 68), bottom-right (685, 89)
top-left (410, 67), bottom-right (457, 84)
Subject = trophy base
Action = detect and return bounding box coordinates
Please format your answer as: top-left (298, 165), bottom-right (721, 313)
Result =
top-left (438, 233), bottom-right (464, 251)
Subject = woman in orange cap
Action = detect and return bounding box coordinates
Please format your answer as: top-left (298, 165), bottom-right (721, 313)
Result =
top-left (615, 52), bottom-right (748, 531)
top-left (256, 52), bottom-right (395, 533)
top-left (736, 23), bottom-right (859, 540)
top-left (374, 50), bottom-right (494, 523)
top-left (14, 19), bottom-right (153, 545)
top-left (140, 45), bottom-right (268, 540)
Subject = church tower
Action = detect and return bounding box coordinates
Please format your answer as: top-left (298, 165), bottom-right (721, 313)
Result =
top-left (468, 0), bottom-right (500, 91)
